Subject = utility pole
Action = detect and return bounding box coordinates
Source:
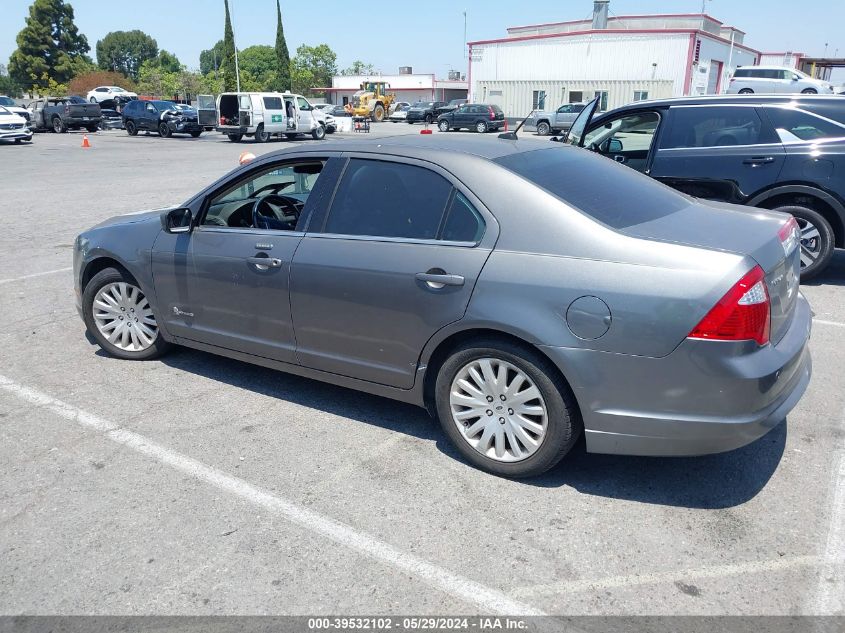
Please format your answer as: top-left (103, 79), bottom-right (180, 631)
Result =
top-left (230, 0), bottom-right (241, 91)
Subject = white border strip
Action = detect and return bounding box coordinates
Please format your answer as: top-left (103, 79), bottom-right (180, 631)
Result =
top-left (0, 267), bottom-right (72, 285)
top-left (814, 319), bottom-right (845, 329)
top-left (0, 373), bottom-right (545, 617)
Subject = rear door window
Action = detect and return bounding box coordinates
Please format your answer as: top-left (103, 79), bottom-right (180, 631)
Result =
top-left (323, 159), bottom-right (452, 239)
top-left (659, 106), bottom-right (778, 149)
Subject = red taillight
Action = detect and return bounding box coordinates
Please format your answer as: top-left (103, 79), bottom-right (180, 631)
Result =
top-left (489, 107), bottom-right (495, 120)
top-left (778, 216), bottom-right (800, 256)
top-left (689, 265), bottom-right (771, 346)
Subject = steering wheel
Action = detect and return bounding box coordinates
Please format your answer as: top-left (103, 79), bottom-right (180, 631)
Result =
top-left (252, 194), bottom-right (300, 229)
top-left (253, 181), bottom-right (295, 198)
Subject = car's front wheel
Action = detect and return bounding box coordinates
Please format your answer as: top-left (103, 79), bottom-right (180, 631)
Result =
top-left (434, 339), bottom-right (581, 478)
top-left (190, 130), bottom-right (202, 138)
top-left (438, 119), bottom-right (450, 132)
top-left (312, 124), bottom-right (326, 140)
top-left (801, 88), bottom-right (818, 94)
top-left (82, 268), bottom-right (170, 361)
top-left (775, 205), bottom-right (835, 280)
top-left (738, 88), bottom-right (754, 94)
top-left (536, 121), bottom-right (551, 136)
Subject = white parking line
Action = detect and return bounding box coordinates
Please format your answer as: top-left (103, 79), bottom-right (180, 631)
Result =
top-left (511, 555), bottom-right (822, 598)
top-left (814, 319), bottom-right (845, 329)
top-left (0, 267), bottom-right (72, 285)
top-left (0, 373), bottom-right (545, 617)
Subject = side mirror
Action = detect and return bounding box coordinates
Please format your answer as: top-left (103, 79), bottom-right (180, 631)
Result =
top-left (161, 208), bottom-right (193, 234)
top-left (608, 138), bottom-right (623, 153)
top-left (792, 75), bottom-right (800, 81)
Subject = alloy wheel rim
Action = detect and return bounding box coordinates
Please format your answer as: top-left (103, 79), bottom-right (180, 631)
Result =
top-left (449, 358), bottom-right (548, 463)
top-left (796, 218), bottom-right (821, 268)
top-left (93, 282), bottom-right (158, 352)
top-left (477, 123), bottom-right (486, 133)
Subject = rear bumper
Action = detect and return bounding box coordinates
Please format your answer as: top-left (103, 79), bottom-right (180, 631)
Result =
top-left (540, 293), bottom-right (813, 456)
top-left (216, 125), bottom-right (249, 135)
top-left (66, 116), bottom-right (100, 126)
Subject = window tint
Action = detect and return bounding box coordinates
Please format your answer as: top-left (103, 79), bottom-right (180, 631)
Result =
top-left (733, 68), bottom-right (751, 78)
top-left (297, 97), bottom-right (310, 110)
top-left (442, 192), bottom-right (484, 242)
top-left (263, 96), bottom-right (283, 109)
top-left (569, 91), bottom-right (584, 103)
top-left (324, 160), bottom-right (452, 239)
top-left (495, 148), bottom-right (688, 230)
top-left (765, 107), bottom-right (845, 142)
top-left (660, 106), bottom-right (776, 148)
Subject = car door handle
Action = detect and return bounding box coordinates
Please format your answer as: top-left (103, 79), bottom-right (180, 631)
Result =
top-left (415, 272), bottom-right (465, 288)
top-left (246, 256), bottom-right (282, 268)
top-left (743, 156), bottom-right (775, 165)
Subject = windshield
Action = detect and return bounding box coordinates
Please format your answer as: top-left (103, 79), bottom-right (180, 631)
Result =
top-left (0, 97), bottom-right (13, 106)
top-left (494, 147), bottom-right (688, 229)
top-left (154, 101), bottom-right (178, 111)
top-left (413, 102), bottom-right (433, 108)
top-left (112, 87), bottom-right (125, 93)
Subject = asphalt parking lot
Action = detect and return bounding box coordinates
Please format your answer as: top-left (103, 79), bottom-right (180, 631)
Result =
top-left (0, 125), bottom-right (843, 618)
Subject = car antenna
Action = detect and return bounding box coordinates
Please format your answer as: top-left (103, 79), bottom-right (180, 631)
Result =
top-left (498, 109), bottom-right (533, 140)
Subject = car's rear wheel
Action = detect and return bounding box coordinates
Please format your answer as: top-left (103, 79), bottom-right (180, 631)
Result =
top-left (82, 268), bottom-right (170, 361)
top-left (774, 205), bottom-right (835, 280)
top-left (190, 130), bottom-right (202, 138)
top-left (738, 88), bottom-right (754, 94)
top-left (435, 339), bottom-right (580, 477)
top-left (227, 133), bottom-right (243, 142)
top-left (476, 121), bottom-right (488, 133)
top-left (86, 125), bottom-right (98, 133)
top-left (438, 119), bottom-right (450, 132)
top-left (536, 121), bottom-right (551, 136)
top-left (255, 124), bottom-right (270, 143)
top-left (801, 88), bottom-right (818, 94)
top-left (52, 116), bottom-right (66, 133)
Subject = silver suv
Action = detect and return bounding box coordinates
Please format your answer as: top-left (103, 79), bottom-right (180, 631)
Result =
top-left (727, 66), bottom-right (835, 95)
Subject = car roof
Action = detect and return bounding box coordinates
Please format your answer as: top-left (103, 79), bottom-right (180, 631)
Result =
top-left (739, 65), bottom-right (800, 70)
top-left (595, 94), bottom-right (843, 115)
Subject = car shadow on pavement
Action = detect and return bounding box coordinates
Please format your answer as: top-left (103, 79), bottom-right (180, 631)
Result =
top-left (803, 250), bottom-right (845, 288)
top-left (148, 345), bottom-right (787, 510)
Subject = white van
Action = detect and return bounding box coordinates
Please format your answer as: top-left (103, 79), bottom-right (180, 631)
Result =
top-left (197, 92), bottom-right (327, 142)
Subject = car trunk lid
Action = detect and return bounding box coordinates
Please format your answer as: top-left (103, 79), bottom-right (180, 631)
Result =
top-left (622, 199), bottom-right (800, 344)
top-left (69, 102), bottom-right (101, 118)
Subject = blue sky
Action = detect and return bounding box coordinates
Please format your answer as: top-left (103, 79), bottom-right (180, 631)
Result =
top-left (1, 0), bottom-right (843, 78)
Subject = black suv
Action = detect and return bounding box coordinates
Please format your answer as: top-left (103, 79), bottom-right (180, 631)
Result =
top-left (406, 101), bottom-right (447, 125)
top-left (437, 104), bottom-right (505, 133)
top-left (562, 95), bottom-right (845, 279)
top-left (122, 100), bottom-right (204, 138)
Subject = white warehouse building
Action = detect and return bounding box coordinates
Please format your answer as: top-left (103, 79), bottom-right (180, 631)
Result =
top-left (467, 2), bottom-right (760, 116)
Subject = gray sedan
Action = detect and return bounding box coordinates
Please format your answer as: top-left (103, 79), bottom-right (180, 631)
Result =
top-left (73, 137), bottom-right (812, 477)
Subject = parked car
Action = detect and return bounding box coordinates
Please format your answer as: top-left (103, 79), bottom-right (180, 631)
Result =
top-left (0, 96), bottom-right (32, 124)
top-left (87, 85), bottom-right (138, 103)
top-left (29, 96), bottom-right (101, 133)
top-left (328, 104), bottom-right (351, 117)
top-left (0, 106), bottom-right (33, 144)
top-left (437, 104), bottom-right (506, 133)
top-left (727, 66), bottom-right (836, 95)
top-left (560, 94), bottom-right (845, 279)
top-left (388, 102), bottom-right (411, 122)
top-left (434, 99), bottom-right (468, 117)
top-left (203, 92), bottom-right (327, 142)
top-left (122, 100), bottom-right (204, 138)
top-left (73, 137), bottom-right (811, 478)
top-left (98, 95), bottom-right (138, 112)
top-left (98, 108), bottom-right (124, 130)
top-left (533, 102), bottom-right (587, 136)
top-left (406, 100), bottom-right (447, 124)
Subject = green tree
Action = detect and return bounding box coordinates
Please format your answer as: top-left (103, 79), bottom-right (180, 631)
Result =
top-left (290, 44), bottom-right (337, 94)
top-left (156, 50), bottom-right (182, 74)
top-left (96, 30), bottom-right (158, 80)
top-left (341, 61), bottom-right (375, 76)
top-left (199, 40), bottom-right (224, 75)
top-left (273, 0), bottom-right (291, 92)
top-left (235, 45), bottom-right (276, 90)
top-left (8, 0), bottom-right (90, 92)
top-left (220, 0), bottom-right (238, 91)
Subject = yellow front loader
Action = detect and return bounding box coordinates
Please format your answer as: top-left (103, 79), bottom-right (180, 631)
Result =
top-left (346, 81), bottom-right (395, 122)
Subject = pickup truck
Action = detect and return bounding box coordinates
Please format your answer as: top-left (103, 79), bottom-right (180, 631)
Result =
top-left (532, 102), bottom-right (586, 136)
top-left (29, 96), bottom-right (101, 133)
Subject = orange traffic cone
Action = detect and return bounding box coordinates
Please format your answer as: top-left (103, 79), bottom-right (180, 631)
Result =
top-left (81, 134), bottom-right (91, 148)
top-left (504, 119), bottom-right (508, 132)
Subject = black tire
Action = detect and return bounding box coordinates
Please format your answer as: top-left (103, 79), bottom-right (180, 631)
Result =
top-left (227, 133), bottom-right (243, 142)
top-left (312, 124), bottom-right (326, 140)
top-left (326, 126), bottom-right (336, 134)
top-left (52, 116), bottom-right (66, 133)
top-left (82, 267), bottom-right (171, 361)
top-left (89, 97), bottom-right (97, 103)
top-left (190, 130), bottom-right (202, 138)
top-left (407, 120), bottom-right (414, 124)
top-left (285, 133), bottom-right (298, 140)
top-left (255, 124), bottom-right (270, 143)
top-left (14, 139), bottom-right (22, 144)
top-left (126, 120), bottom-right (138, 136)
top-left (536, 121), bottom-right (551, 136)
top-left (801, 88), bottom-right (818, 94)
top-left (372, 104), bottom-right (385, 122)
top-left (434, 339), bottom-right (581, 478)
top-left (772, 205), bottom-right (835, 280)
top-left (738, 88), bottom-right (754, 94)
top-left (438, 119), bottom-right (450, 132)
top-left (86, 125), bottom-right (98, 133)
top-left (158, 122), bottom-right (171, 138)
top-left (475, 121), bottom-right (488, 133)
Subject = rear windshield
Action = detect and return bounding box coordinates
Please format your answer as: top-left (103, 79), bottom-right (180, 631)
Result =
top-left (494, 148), bottom-right (689, 229)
